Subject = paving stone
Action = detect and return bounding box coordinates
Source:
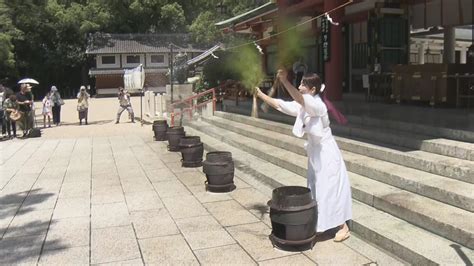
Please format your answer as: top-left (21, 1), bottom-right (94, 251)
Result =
top-left (344, 234), bottom-right (407, 266)
top-left (62, 174), bottom-right (91, 184)
top-left (159, 153), bottom-right (181, 163)
top-left (53, 197), bottom-right (90, 219)
top-left (21, 189), bottom-right (58, 211)
top-left (194, 244), bottom-right (256, 265)
top-left (166, 162), bottom-right (201, 174)
top-left (145, 168), bottom-right (176, 182)
top-left (130, 209), bottom-right (179, 239)
top-left (0, 235), bottom-right (46, 264)
top-left (125, 191), bottom-right (163, 212)
top-left (231, 188), bottom-right (271, 222)
top-left (33, 177), bottom-right (64, 190)
top-left (91, 225), bottom-right (141, 264)
top-left (139, 235), bottom-right (199, 265)
top-left (91, 202), bottom-right (131, 229)
top-left (226, 222), bottom-right (293, 261)
top-left (92, 185), bottom-right (125, 205)
top-left (257, 254), bottom-right (315, 265)
top-left (175, 171), bottom-right (207, 187)
top-left (188, 185), bottom-right (233, 203)
top-left (38, 246), bottom-right (89, 265)
top-left (92, 258), bottom-right (144, 265)
top-left (44, 217), bottom-right (90, 250)
top-left (59, 181), bottom-right (91, 199)
top-left (152, 179), bottom-right (191, 198)
top-left (3, 209), bottom-right (53, 238)
top-left (162, 195), bottom-right (209, 219)
top-left (204, 200), bottom-right (260, 226)
top-left (303, 238), bottom-right (373, 265)
top-left (118, 170), bottom-right (148, 181)
top-left (120, 180), bottom-right (154, 194)
top-left (92, 177), bottom-right (122, 189)
top-left (0, 211), bottom-right (16, 236)
top-left (233, 176), bottom-right (252, 189)
top-left (175, 215), bottom-right (235, 250)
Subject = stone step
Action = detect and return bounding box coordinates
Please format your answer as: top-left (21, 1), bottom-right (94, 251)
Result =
top-left (223, 103), bottom-right (474, 143)
top-left (222, 107), bottom-right (474, 162)
top-left (344, 114), bottom-right (474, 143)
top-left (184, 123), bottom-right (474, 265)
top-left (214, 111), bottom-right (474, 184)
top-left (203, 115), bottom-right (474, 212)
top-left (332, 123), bottom-right (474, 162)
top-left (186, 119), bottom-right (474, 248)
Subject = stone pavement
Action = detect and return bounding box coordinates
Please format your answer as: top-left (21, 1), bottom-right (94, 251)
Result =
top-left (0, 98), bottom-right (401, 265)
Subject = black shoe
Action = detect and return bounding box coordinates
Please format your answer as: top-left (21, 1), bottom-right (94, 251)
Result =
top-left (115, 121), bottom-right (119, 124)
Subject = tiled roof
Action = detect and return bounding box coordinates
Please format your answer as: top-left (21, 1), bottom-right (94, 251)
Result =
top-left (86, 33), bottom-right (206, 54)
top-left (215, 2), bottom-right (277, 28)
top-left (186, 43), bottom-right (223, 66)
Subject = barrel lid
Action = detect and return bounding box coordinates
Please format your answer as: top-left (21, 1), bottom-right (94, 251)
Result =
top-left (268, 186), bottom-right (316, 211)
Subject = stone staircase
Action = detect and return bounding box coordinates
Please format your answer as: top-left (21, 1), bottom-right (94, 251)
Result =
top-left (183, 110), bottom-right (474, 265)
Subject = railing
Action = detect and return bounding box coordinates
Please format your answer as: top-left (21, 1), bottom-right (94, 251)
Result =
top-left (169, 88), bottom-right (216, 127)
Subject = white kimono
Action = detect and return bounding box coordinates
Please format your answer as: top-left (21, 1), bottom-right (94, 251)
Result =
top-left (275, 94), bottom-right (352, 232)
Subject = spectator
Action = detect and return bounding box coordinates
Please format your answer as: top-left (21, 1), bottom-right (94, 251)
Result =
top-left (42, 92), bottom-right (52, 128)
top-left (16, 84), bottom-right (33, 137)
top-left (3, 94), bottom-right (18, 138)
top-left (50, 86), bottom-right (63, 126)
top-left (77, 86), bottom-right (90, 125)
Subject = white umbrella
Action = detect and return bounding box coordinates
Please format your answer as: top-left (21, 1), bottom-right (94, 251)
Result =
top-left (18, 78), bottom-right (39, 85)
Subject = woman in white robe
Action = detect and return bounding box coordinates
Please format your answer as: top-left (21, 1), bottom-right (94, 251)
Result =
top-left (255, 70), bottom-right (352, 242)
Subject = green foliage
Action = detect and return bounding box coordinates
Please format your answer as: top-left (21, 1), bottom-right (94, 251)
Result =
top-left (189, 11), bottom-right (221, 46)
top-left (0, 0), bottom-right (266, 93)
top-left (0, 34), bottom-right (15, 75)
top-left (227, 43), bottom-right (264, 94)
top-left (277, 20), bottom-right (305, 68)
top-left (160, 3), bottom-right (186, 33)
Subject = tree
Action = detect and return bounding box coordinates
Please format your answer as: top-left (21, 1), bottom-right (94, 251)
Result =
top-left (0, 0), bottom-right (268, 95)
top-left (160, 3), bottom-right (186, 33)
top-left (189, 11), bottom-right (221, 46)
top-left (0, 0), bottom-right (18, 78)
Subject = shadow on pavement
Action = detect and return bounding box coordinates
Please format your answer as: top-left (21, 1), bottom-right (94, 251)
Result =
top-left (0, 220), bottom-right (68, 265)
top-left (0, 190), bottom-right (68, 264)
top-left (0, 189), bottom-right (55, 219)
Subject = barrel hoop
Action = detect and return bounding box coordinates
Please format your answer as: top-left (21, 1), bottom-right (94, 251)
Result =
top-left (267, 200), bottom-right (317, 212)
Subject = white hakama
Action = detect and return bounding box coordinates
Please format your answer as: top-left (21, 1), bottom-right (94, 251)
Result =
top-left (275, 94), bottom-right (352, 232)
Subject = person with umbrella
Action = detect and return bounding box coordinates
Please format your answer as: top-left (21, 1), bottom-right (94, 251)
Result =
top-left (16, 83), bottom-right (34, 137)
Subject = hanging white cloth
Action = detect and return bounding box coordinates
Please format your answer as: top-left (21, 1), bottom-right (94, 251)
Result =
top-left (275, 94), bottom-right (352, 232)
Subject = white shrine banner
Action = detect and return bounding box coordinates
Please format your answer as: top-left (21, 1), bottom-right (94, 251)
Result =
top-left (124, 64), bottom-right (145, 92)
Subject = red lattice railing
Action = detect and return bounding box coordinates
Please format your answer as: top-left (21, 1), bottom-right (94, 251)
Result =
top-left (169, 88), bottom-right (216, 127)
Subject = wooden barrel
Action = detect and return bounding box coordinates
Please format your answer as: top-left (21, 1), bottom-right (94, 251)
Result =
top-left (179, 136), bottom-right (204, 167)
top-left (202, 151), bottom-right (235, 192)
top-left (267, 186), bottom-right (317, 250)
top-left (152, 120), bottom-right (168, 141)
top-left (167, 126), bottom-right (185, 151)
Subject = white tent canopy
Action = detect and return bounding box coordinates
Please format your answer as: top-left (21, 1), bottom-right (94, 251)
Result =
top-left (123, 64), bottom-right (145, 92)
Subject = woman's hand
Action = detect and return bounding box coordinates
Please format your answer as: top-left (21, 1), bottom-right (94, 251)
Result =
top-left (254, 87), bottom-right (262, 97)
top-left (277, 69), bottom-right (288, 81)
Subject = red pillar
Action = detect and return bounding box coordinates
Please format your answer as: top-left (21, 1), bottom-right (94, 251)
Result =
top-left (324, 0), bottom-right (344, 101)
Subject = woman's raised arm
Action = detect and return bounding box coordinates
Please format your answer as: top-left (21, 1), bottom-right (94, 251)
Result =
top-left (255, 87), bottom-right (280, 110)
top-left (277, 69), bottom-right (304, 106)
